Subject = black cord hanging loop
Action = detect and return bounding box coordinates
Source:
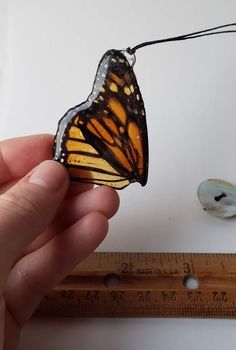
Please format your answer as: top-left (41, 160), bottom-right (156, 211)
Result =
top-left (130, 23), bottom-right (236, 54)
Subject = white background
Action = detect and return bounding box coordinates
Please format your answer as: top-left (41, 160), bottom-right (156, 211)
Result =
top-left (1, 0), bottom-right (236, 349)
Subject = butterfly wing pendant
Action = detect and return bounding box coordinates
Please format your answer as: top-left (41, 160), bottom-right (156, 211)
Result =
top-left (53, 49), bottom-right (149, 189)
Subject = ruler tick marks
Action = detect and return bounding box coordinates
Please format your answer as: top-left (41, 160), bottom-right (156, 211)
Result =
top-left (35, 252), bottom-right (236, 319)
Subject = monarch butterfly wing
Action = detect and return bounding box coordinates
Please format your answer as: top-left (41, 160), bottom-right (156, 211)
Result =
top-left (53, 49), bottom-right (149, 189)
top-left (107, 52), bottom-right (149, 186)
top-left (61, 118), bottom-right (131, 189)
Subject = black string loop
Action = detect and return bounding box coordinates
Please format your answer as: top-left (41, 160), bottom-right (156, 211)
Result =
top-left (128, 23), bottom-right (236, 54)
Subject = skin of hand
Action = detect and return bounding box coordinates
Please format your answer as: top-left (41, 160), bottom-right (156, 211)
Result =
top-left (0, 134), bottom-right (120, 350)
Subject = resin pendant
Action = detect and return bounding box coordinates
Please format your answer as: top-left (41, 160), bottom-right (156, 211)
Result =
top-left (53, 23), bottom-right (236, 190)
top-left (198, 179), bottom-right (236, 218)
top-left (53, 49), bottom-right (148, 189)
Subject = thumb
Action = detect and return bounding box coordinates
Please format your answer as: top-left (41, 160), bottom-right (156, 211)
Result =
top-left (0, 160), bottom-right (69, 284)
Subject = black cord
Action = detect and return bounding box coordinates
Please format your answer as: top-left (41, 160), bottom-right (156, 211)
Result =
top-left (127, 23), bottom-right (236, 54)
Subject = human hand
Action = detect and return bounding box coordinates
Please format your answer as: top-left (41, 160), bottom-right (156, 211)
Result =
top-left (0, 134), bottom-right (119, 350)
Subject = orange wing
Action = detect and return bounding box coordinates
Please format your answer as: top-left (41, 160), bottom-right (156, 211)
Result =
top-left (54, 49), bottom-right (148, 189)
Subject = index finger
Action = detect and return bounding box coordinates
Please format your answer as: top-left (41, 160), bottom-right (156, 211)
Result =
top-left (0, 134), bottom-right (54, 185)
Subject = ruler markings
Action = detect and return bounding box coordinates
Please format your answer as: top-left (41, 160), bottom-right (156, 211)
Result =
top-left (34, 252), bottom-right (236, 318)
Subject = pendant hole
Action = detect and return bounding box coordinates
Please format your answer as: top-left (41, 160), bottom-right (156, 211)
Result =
top-left (183, 275), bottom-right (199, 289)
top-left (104, 273), bottom-right (121, 288)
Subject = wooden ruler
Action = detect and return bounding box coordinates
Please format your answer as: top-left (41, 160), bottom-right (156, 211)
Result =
top-left (34, 252), bottom-right (236, 318)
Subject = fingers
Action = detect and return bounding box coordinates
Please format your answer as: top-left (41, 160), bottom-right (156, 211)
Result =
top-left (66, 182), bottom-right (94, 197)
top-left (23, 186), bottom-right (120, 254)
top-left (66, 186), bottom-right (120, 220)
top-left (54, 186), bottom-right (120, 234)
top-left (0, 134), bottom-right (95, 196)
top-left (5, 212), bottom-right (108, 326)
top-left (0, 179), bottom-right (94, 197)
top-left (0, 134), bottom-right (54, 185)
top-left (0, 160), bottom-right (69, 287)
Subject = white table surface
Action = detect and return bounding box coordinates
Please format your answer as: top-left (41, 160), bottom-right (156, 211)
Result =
top-left (1, 1), bottom-right (236, 349)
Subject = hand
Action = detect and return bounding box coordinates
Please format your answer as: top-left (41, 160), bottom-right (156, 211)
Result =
top-left (0, 134), bottom-right (119, 350)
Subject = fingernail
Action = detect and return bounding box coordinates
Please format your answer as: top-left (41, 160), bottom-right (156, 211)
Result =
top-left (29, 160), bottom-right (68, 191)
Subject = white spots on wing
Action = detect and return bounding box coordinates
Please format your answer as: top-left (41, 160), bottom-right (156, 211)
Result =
top-left (136, 94), bottom-right (140, 100)
top-left (99, 96), bottom-right (104, 101)
top-left (119, 58), bottom-right (125, 63)
top-left (100, 86), bottom-right (105, 93)
top-left (109, 82), bottom-right (118, 92)
top-left (124, 85), bottom-right (135, 96)
top-left (124, 86), bottom-right (131, 95)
